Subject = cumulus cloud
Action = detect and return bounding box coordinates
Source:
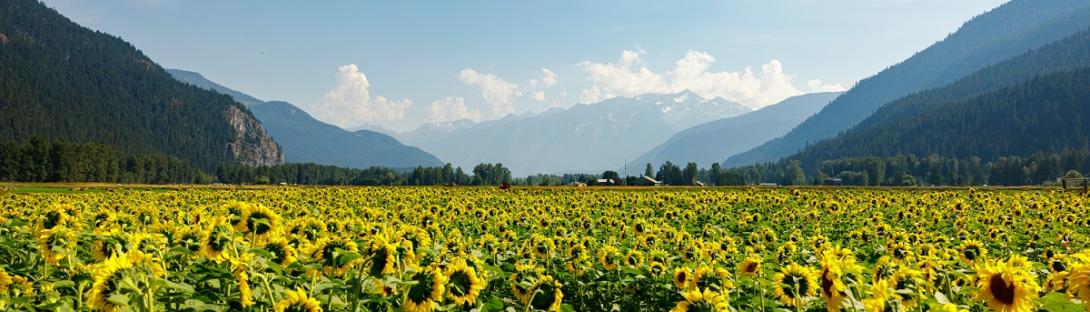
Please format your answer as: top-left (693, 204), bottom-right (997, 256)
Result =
top-left (578, 50), bottom-right (844, 108)
top-left (527, 68), bottom-right (560, 102)
top-left (309, 64), bottom-right (411, 129)
top-left (458, 68), bottom-right (519, 116)
top-left (427, 97), bottom-right (481, 123)
top-left (806, 79), bottom-right (848, 93)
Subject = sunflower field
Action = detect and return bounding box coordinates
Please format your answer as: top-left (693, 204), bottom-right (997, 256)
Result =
top-left (1, 187), bottom-right (1089, 312)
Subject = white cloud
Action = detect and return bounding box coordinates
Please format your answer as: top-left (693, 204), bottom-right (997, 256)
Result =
top-left (578, 49), bottom-right (843, 108)
top-left (527, 68), bottom-right (560, 102)
top-left (458, 68), bottom-right (519, 116)
top-left (806, 79), bottom-right (848, 93)
top-left (310, 64), bottom-right (411, 129)
top-left (427, 97), bottom-right (481, 122)
top-left (577, 50), bottom-right (669, 103)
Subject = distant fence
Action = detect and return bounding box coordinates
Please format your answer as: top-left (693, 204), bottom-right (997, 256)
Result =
top-left (1062, 177), bottom-right (1089, 193)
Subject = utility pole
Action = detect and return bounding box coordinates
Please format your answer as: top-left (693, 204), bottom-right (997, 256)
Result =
top-left (623, 159), bottom-right (628, 186)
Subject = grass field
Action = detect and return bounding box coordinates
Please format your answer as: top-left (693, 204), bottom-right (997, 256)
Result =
top-left (0, 186), bottom-right (1088, 311)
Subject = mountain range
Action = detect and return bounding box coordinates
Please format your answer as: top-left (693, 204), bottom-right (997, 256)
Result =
top-left (630, 92), bottom-right (841, 169)
top-left (167, 69), bottom-right (444, 169)
top-left (402, 90), bottom-right (752, 175)
top-left (726, 0), bottom-right (1090, 167)
top-left (788, 28), bottom-right (1090, 168)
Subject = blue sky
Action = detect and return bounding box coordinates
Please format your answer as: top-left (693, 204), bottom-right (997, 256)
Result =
top-left (43, 0), bottom-right (1007, 132)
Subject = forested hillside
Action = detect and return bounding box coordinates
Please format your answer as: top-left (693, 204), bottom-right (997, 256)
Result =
top-left (0, 0), bottom-right (282, 171)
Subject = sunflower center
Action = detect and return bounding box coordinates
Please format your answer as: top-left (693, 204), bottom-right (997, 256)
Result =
top-left (407, 272), bottom-right (436, 303)
top-left (369, 247), bottom-right (390, 276)
top-left (821, 269), bottom-right (835, 297)
top-left (988, 274), bottom-right (1016, 305)
top-left (697, 274), bottom-right (722, 291)
top-left (449, 271), bottom-right (471, 297)
top-left (530, 282), bottom-right (559, 310)
top-left (247, 212), bottom-right (272, 235)
top-left (43, 211), bottom-right (62, 229)
top-left (744, 262), bottom-right (758, 273)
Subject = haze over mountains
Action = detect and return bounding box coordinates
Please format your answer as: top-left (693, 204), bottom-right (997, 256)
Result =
top-left (401, 90), bottom-right (751, 175)
top-left (168, 69), bottom-right (444, 169)
top-left (630, 92), bottom-right (841, 169)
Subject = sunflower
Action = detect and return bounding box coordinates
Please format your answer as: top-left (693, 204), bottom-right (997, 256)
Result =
top-left (366, 240), bottom-right (397, 277)
top-left (890, 267), bottom-right (925, 310)
top-left (445, 258), bottom-right (485, 306)
top-left (87, 252), bottom-right (134, 312)
top-left (772, 263), bottom-right (818, 308)
top-left (671, 288), bottom-right (729, 312)
top-left (0, 267), bottom-right (12, 294)
top-left (819, 247), bottom-right (859, 312)
top-left (692, 266), bottom-right (733, 293)
top-left (201, 217), bottom-right (234, 263)
top-left (624, 250), bottom-right (644, 269)
top-left (91, 230), bottom-right (126, 262)
top-left (530, 275), bottom-right (564, 311)
top-left (976, 256), bottom-right (1040, 312)
top-left (313, 237), bottom-right (360, 276)
top-left (1066, 259), bottom-right (1090, 309)
top-left (862, 279), bottom-right (892, 312)
top-left (403, 266), bottom-right (446, 312)
top-left (738, 255), bottom-right (762, 278)
top-left (274, 288), bottom-right (323, 312)
top-left (37, 226), bottom-right (75, 266)
top-left (511, 263), bottom-right (542, 303)
top-left (649, 261), bottom-right (668, 277)
top-left (675, 267), bottom-right (693, 290)
top-left (265, 237), bottom-right (298, 266)
top-left (959, 240), bottom-right (986, 264)
top-left (598, 245), bottom-right (620, 270)
top-left (240, 203), bottom-right (281, 242)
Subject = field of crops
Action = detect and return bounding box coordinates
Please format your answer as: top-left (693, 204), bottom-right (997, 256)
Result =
top-left (0, 186), bottom-right (1088, 311)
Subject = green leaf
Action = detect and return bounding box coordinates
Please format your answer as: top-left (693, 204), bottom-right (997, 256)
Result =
top-left (106, 294), bottom-right (130, 306)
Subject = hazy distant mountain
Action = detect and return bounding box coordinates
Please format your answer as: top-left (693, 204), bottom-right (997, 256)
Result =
top-left (402, 90), bottom-right (751, 175)
top-left (789, 28), bottom-right (1090, 167)
top-left (168, 69), bottom-right (443, 169)
top-left (629, 92), bottom-right (841, 169)
top-left (0, 0), bottom-right (282, 170)
top-left (726, 0), bottom-right (1090, 166)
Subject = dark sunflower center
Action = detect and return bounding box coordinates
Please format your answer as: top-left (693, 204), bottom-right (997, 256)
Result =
top-left (449, 271), bottom-right (472, 297)
top-left (783, 273), bottom-right (807, 298)
top-left (43, 211), bottom-right (61, 229)
top-left (530, 282), bottom-right (559, 310)
top-left (988, 274), bottom-right (1016, 305)
top-left (744, 262), bottom-right (758, 273)
top-left (821, 269), bottom-right (834, 297)
top-left (407, 273), bottom-right (436, 303)
top-left (1051, 261), bottom-right (1066, 272)
top-left (677, 272), bottom-right (689, 284)
top-left (369, 247), bottom-right (390, 276)
top-left (964, 247), bottom-right (978, 260)
top-left (266, 244), bottom-right (285, 263)
top-left (322, 241), bottom-right (348, 267)
top-left (283, 303), bottom-right (312, 312)
top-left (247, 212), bottom-right (272, 235)
top-left (697, 274), bottom-right (721, 291)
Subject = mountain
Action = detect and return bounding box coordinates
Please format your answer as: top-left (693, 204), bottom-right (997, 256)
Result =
top-left (0, 0), bottom-right (281, 171)
top-left (401, 90), bottom-right (751, 175)
top-left (167, 69), bottom-right (444, 169)
top-left (788, 28), bottom-right (1090, 166)
top-left (630, 92), bottom-right (841, 169)
top-left (726, 0), bottom-right (1090, 166)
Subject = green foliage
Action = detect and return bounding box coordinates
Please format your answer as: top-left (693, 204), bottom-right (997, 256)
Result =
top-left (0, 0), bottom-right (272, 171)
